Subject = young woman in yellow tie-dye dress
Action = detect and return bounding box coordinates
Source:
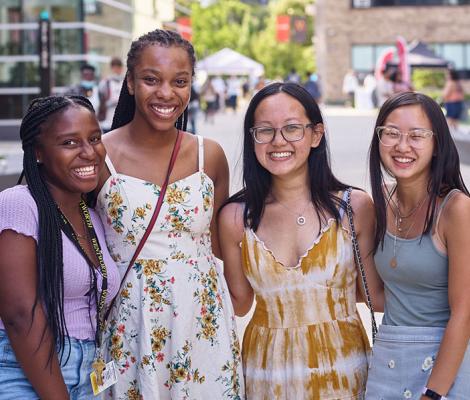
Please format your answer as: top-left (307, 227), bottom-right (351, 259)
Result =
top-left (218, 82), bottom-right (383, 399)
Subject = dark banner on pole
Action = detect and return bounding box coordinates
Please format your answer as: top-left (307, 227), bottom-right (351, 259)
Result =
top-left (38, 11), bottom-right (52, 97)
top-left (291, 16), bottom-right (307, 44)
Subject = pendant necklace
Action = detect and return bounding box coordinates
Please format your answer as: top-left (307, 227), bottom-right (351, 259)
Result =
top-left (389, 196), bottom-right (427, 269)
top-left (274, 197), bottom-right (312, 226)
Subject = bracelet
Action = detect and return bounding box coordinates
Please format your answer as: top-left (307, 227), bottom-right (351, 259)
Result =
top-left (421, 386), bottom-right (447, 400)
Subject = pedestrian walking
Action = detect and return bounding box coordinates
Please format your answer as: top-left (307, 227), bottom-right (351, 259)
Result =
top-left (94, 29), bottom-right (244, 399)
top-left (443, 69), bottom-right (465, 133)
top-left (98, 57), bottom-right (125, 132)
top-left (342, 69), bottom-right (359, 107)
top-left (366, 92), bottom-right (470, 399)
top-left (0, 95), bottom-right (120, 399)
top-left (67, 64), bottom-right (101, 111)
top-left (218, 82), bottom-right (381, 399)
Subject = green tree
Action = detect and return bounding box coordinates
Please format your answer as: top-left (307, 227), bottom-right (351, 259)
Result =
top-left (190, 0), bottom-right (315, 80)
top-left (251, 0), bottom-right (315, 79)
top-left (191, 1), bottom-right (266, 60)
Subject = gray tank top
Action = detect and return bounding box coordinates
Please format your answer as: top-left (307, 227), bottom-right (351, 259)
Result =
top-left (374, 190), bottom-right (459, 327)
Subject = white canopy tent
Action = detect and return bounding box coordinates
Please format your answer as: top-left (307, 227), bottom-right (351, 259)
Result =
top-left (196, 48), bottom-right (265, 78)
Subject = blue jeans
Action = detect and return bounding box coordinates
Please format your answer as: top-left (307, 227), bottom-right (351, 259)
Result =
top-left (0, 329), bottom-right (96, 399)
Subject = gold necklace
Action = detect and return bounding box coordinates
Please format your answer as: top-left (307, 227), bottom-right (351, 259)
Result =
top-left (274, 197), bottom-right (312, 226)
top-left (391, 196), bottom-right (427, 233)
top-left (389, 197), bottom-right (426, 269)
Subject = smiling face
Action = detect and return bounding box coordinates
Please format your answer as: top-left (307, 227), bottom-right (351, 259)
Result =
top-left (127, 45), bottom-right (192, 133)
top-left (252, 92), bottom-right (323, 179)
top-left (35, 105), bottom-right (105, 198)
top-left (379, 104), bottom-right (435, 184)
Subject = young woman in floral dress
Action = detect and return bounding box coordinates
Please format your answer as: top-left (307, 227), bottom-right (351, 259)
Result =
top-left (95, 29), bottom-right (244, 399)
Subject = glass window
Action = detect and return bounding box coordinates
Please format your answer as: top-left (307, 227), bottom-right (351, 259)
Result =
top-left (0, 94), bottom-right (37, 119)
top-left (54, 28), bottom-right (83, 54)
top-left (466, 44), bottom-right (470, 69)
top-left (23, 0), bottom-right (81, 23)
top-left (352, 45), bottom-right (374, 71)
top-left (442, 43), bottom-right (464, 69)
top-left (0, 61), bottom-right (39, 88)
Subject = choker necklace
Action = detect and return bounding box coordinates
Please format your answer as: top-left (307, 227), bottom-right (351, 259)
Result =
top-left (389, 196), bottom-right (427, 268)
top-left (274, 197), bottom-right (312, 226)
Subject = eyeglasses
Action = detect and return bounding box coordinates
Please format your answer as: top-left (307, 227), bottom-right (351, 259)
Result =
top-left (376, 126), bottom-right (434, 149)
top-left (250, 123), bottom-right (313, 144)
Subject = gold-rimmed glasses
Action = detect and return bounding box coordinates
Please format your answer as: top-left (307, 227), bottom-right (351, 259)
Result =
top-left (250, 123), bottom-right (313, 144)
top-left (376, 126), bottom-right (434, 149)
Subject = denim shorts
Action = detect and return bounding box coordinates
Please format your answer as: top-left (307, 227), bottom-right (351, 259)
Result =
top-left (0, 329), bottom-right (97, 399)
top-left (365, 325), bottom-right (470, 399)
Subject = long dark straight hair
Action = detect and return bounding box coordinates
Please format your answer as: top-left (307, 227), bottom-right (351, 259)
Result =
top-left (369, 91), bottom-right (469, 252)
top-left (111, 29), bottom-right (195, 131)
top-left (18, 95), bottom-right (98, 364)
top-left (224, 82), bottom-right (349, 231)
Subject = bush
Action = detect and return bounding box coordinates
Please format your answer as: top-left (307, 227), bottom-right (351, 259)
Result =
top-left (412, 69), bottom-right (445, 91)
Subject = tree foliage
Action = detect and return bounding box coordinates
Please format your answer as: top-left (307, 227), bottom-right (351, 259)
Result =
top-left (190, 0), bottom-right (315, 79)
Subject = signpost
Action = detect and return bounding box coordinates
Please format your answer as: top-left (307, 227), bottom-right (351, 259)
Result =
top-left (38, 10), bottom-right (52, 97)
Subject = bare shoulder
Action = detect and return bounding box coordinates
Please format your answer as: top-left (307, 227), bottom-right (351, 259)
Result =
top-left (218, 202), bottom-right (245, 242)
top-left (202, 137), bottom-right (226, 161)
top-left (102, 128), bottom-right (126, 156)
top-left (442, 191), bottom-right (470, 227)
top-left (350, 189), bottom-right (374, 214)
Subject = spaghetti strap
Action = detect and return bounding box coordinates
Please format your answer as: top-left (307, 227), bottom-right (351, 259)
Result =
top-left (197, 135), bottom-right (204, 173)
top-left (105, 155), bottom-right (118, 176)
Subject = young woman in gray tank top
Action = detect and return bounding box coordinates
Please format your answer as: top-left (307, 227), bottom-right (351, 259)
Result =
top-left (366, 92), bottom-right (470, 400)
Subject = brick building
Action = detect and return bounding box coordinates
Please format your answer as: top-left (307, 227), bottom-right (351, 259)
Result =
top-left (314, 0), bottom-right (470, 103)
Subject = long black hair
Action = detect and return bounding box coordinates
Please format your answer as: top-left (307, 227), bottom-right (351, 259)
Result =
top-left (18, 95), bottom-right (96, 363)
top-left (369, 91), bottom-right (469, 252)
top-left (111, 29), bottom-right (196, 131)
top-left (224, 82), bottom-right (349, 231)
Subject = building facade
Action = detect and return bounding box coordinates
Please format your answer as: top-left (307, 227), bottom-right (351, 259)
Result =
top-left (314, 0), bottom-right (470, 103)
top-left (0, 0), bottom-right (174, 139)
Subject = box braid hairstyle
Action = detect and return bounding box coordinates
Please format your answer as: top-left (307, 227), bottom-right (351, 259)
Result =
top-left (111, 29), bottom-right (196, 131)
top-left (18, 95), bottom-right (98, 363)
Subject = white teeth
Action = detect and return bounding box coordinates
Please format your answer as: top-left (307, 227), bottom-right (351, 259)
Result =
top-left (74, 166), bottom-right (95, 176)
top-left (152, 106), bottom-right (175, 115)
top-left (394, 157), bottom-right (413, 163)
top-left (270, 152), bottom-right (292, 158)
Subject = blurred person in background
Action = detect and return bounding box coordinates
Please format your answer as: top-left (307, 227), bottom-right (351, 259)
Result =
top-left (376, 66), bottom-right (395, 107)
top-left (342, 69), bottom-right (359, 108)
top-left (443, 69), bottom-right (465, 133)
top-left (98, 57), bottom-right (125, 132)
top-left (303, 71), bottom-right (321, 104)
top-left (226, 75), bottom-right (241, 113)
top-left (201, 77), bottom-right (218, 123)
top-left (391, 69), bottom-right (413, 94)
top-left (188, 83), bottom-right (200, 134)
top-left (68, 64), bottom-right (100, 112)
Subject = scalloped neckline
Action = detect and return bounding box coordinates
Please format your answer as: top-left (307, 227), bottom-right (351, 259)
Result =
top-left (249, 218), bottom-right (336, 270)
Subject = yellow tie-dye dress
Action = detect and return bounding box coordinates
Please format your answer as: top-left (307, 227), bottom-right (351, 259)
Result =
top-left (241, 218), bottom-right (369, 400)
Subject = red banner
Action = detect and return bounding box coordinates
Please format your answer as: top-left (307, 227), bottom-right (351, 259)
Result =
top-left (276, 15), bottom-right (290, 43)
top-left (177, 17), bottom-right (192, 41)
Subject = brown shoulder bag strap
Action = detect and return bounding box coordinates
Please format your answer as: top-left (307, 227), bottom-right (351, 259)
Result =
top-left (104, 130), bottom-right (183, 320)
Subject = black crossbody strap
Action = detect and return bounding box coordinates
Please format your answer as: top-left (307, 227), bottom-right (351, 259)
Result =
top-left (346, 187), bottom-right (378, 343)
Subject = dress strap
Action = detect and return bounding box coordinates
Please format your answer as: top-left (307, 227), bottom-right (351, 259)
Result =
top-left (197, 135), bottom-right (204, 173)
top-left (105, 154), bottom-right (118, 176)
top-left (339, 189), bottom-right (350, 219)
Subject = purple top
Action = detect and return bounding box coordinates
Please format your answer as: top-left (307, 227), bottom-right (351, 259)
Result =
top-left (0, 185), bottom-right (120, 340)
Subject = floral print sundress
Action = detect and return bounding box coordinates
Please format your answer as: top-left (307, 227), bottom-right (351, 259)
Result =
top-left (96, 135), bottom-right (244, 400)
